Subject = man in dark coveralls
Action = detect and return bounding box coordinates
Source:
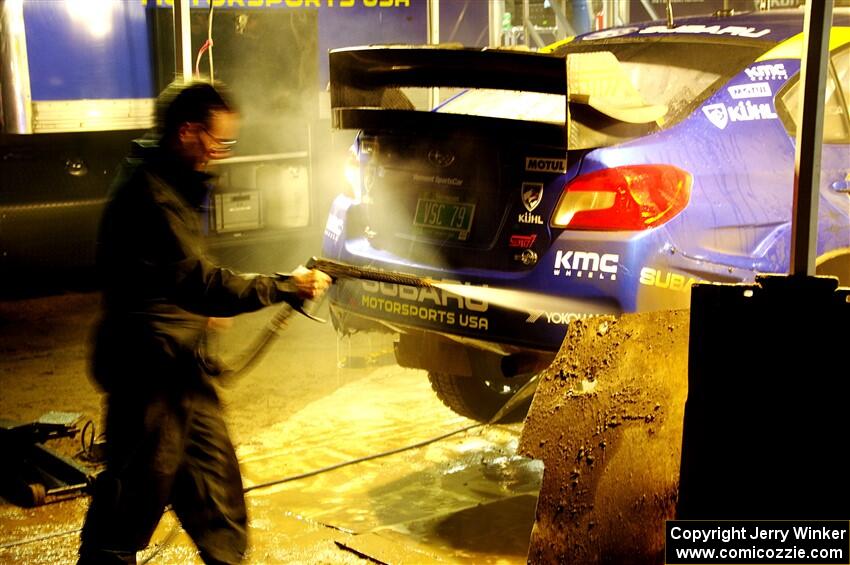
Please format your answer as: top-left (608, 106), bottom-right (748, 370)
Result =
top-left (78, 82), bottom-right (331, 564)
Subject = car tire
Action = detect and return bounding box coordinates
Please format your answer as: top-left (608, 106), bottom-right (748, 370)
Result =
top-left (427, 371), bottom-right (534, 423)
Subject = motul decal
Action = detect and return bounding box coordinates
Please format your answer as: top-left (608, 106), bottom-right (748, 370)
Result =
top-left (525, 157), bottom-right (566, 173)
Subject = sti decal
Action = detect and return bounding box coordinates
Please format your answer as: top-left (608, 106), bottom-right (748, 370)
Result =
top-left (509, 234), bottom-right (537, 248)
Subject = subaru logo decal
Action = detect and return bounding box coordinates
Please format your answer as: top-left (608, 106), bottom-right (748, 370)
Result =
top-left (428, 148), bottom-right (455, 168)
top-left (522, 182), bottom-right (544, 212)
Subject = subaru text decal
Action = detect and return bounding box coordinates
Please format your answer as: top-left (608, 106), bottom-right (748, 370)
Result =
top-left (360, 281), bottom-right (489, 331)
top-left (639, 268), bottom-right (699, 292)
top-left (522, 182), bottom-right (544, 212)
top-left (553, 250), bottom-right (619, 280)
top-left (702, 101), bottom-right (777, 129)
top-left (526, 157), bottom-right (566, 173)
top-left (581, 26), bottom-right (639, 41)
top-left (639, 24), bottom-right (770, 39)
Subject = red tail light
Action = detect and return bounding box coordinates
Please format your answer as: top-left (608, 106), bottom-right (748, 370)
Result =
top-left (551, 164), bottom-right (692, 230)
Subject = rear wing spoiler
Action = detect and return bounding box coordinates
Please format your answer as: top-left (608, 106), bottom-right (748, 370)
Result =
top-left (328, 46), bottom-right (569, 145)
top-left (328, 46), bottom-right (667, 144)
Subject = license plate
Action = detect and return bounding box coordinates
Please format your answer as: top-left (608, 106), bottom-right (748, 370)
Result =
top-left (413, 197), bottom-right (475, 241)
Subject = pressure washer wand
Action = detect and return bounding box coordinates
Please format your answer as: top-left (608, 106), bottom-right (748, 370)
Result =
top-left (216, 257), bottom-right (436, 386)
top-left (305, 256), bottom-right (436, 288)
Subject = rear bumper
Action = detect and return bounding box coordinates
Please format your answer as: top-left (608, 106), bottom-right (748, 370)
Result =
top-left (323, 195), bottom-right (633, 353)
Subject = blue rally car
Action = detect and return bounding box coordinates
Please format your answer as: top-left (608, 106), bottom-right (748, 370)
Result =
top-left (322, 9), bottom-right (850, 422)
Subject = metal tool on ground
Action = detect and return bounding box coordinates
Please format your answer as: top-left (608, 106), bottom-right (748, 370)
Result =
top-left (0, 412), bottom-right (95, 506)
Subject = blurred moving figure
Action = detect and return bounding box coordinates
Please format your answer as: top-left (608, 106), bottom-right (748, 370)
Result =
top-left (78, 81), bottom-right (331, 565)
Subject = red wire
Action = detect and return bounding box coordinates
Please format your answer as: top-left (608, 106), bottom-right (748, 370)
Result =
top-left (195, 39), bottom-right (213, 78)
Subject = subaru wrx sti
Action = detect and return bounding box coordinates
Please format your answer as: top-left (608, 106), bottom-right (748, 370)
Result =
top-left (322, 9), bottom-right (850, 421)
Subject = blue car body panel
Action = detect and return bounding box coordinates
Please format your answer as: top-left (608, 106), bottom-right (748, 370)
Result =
top-left (323, 10), bottom-right (850, 354)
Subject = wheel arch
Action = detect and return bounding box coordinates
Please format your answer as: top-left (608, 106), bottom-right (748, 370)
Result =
top-left (816, 247), bottom-right (850, 286)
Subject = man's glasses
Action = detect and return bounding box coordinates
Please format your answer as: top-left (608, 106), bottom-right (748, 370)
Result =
top-left (200, 128), bottom-right (237, 153)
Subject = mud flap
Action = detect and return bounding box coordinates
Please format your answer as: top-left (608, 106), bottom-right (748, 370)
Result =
top-left (519, 310), bottom-right (691, 564)
top-left (678, 274), bottom-right (849, 519)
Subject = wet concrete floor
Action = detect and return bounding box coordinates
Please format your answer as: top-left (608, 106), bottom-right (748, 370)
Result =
top-left (0, 292), bottom-right (541, 563)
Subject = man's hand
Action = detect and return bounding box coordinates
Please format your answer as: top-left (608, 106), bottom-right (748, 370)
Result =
top-left (207, 317), bottom-right (234, 330)
top-left (290, 267), bottom-right (332, 300)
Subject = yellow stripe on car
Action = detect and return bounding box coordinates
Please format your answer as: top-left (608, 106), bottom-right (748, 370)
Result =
top-left (757, 27), bottom-right (850, 61)
top-left (540, 36), bottom-right (575, 53)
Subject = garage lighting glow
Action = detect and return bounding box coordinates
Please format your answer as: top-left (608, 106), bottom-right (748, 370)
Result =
top-left (343, 149), bottom-right (362, 202)
top-left (65, 0), bottom-right (113, 39)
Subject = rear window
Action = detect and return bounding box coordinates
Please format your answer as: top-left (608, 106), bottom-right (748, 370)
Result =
top-left (437, 40), bottom-right (767, 149)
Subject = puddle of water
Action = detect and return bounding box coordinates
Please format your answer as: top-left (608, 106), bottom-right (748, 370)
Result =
top-left (376, 494), bottom-right (539, 564)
